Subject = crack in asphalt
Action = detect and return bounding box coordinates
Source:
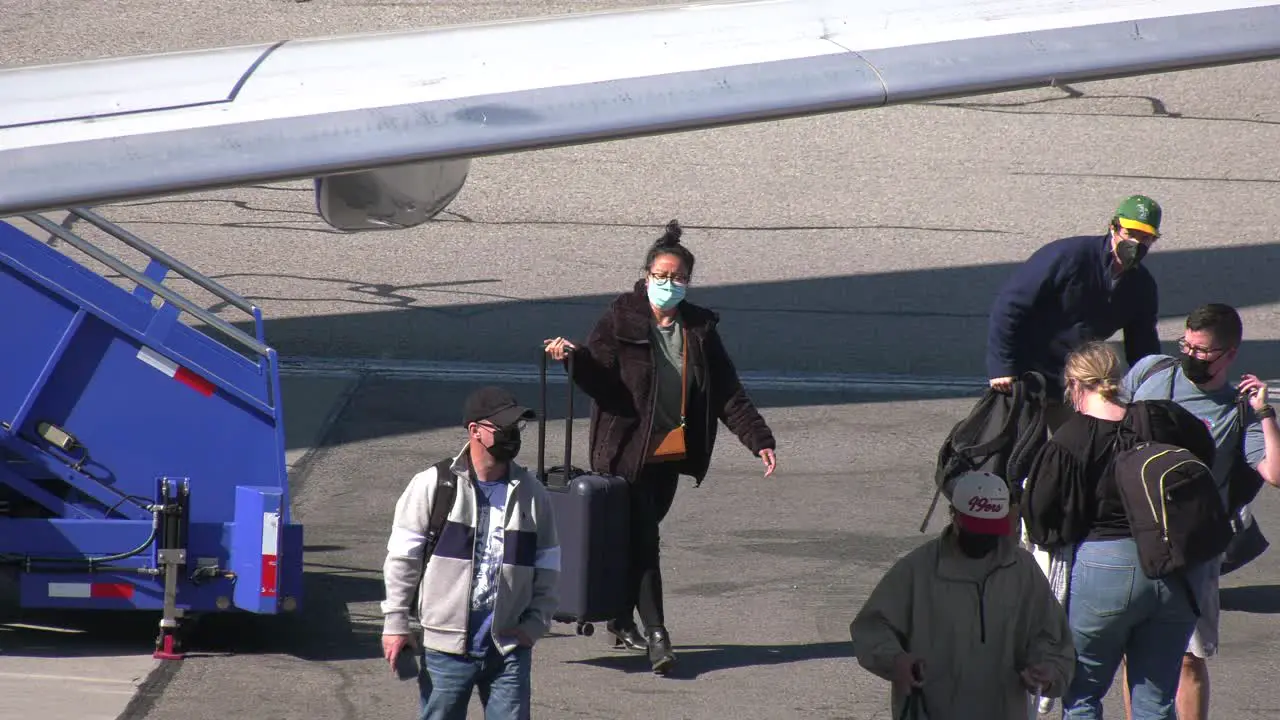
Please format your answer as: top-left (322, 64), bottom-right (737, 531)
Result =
top-left (926, 82), bottom-right (1280, 127)
top-left (158, 271), bottom-right (987, 321)
top-left (1013, 170), bottom-right (1280, 184)
top-left (437, 211), bottom-right (1013, 235)
top-left (107, 205), bottom-right (1015, 237)
top-left (197, 274), bottom-right (507, 313)
top-left (328, 662), bottom-right (361, 720)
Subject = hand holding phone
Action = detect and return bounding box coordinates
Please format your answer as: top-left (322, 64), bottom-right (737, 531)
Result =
top-left (1239, 375), bottom-right (1271, 412)
top-left (394, 644), bottom-right (420, 681)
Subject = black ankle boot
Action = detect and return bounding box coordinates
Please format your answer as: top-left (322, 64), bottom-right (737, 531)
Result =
top-left (605, 620), bottom-right (647, 652)
top-left (646, 627), bottom-right (676, 674)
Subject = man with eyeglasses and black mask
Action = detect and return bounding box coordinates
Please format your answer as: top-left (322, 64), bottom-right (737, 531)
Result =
top-left (1117, 303), bottom-right (1280, 720)
top-left (850, 471), bottom-right (1075, 720)
top-left (380, 386), bottom-right (561, 720)
top-left (986, 195), bottom-right (1164, 431)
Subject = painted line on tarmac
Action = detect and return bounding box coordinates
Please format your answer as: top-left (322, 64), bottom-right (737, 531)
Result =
top-left (278, 356), bottom-right (986, 395)
top-left (0, 670), bottom-right (139, 686)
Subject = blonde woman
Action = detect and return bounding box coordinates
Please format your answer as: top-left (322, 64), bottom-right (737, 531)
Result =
top-left (1021, 342), bottom-right (1216, 719)
top-left (1019, 343), bottom-right (1125, 714)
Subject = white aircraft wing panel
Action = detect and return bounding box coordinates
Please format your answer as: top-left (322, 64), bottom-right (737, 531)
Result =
top-left (2, 44), bottom-right (278, 131)
top-left (1, 0), bottom-right (1279, 215)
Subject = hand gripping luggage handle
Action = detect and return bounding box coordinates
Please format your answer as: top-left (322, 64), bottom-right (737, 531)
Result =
top-left (538, 346), bottom-right (573, 486)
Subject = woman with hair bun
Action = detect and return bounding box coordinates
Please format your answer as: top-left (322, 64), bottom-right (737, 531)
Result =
top-left (544, 220), bottom-right (778, 674)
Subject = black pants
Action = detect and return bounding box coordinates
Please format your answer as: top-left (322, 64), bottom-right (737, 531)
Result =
top-left (619, 463), bottom-right (681, 632)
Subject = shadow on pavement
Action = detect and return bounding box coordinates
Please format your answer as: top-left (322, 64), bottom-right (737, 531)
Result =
top-left (0, 557), bottom-right (387, 662)
top-left (174, 566), bottom-right (385, 662)
top-left (0, 607), bottom-right (160, 658)
top-left (235, 240), bottom-right (1280, 375)
top-left (1220, 584), bottom-right (1280, 614)
top-left (231, 240), bottom-right (1280, 451)
top-left (563, 640), bottom-right (854, 680)
top-left (0, 567), bottom-right (159, 657)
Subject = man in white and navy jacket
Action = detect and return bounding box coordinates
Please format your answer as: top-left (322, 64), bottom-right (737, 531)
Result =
top-left (381, 386), bottom-right (561, 720)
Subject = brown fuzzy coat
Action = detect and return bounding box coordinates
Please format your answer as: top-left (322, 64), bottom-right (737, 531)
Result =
top-left (566, 280), bottom-right (775, 486)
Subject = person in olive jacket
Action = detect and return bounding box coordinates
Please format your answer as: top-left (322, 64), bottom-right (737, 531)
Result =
top-left (851, 470), bottom-right (1075, 720)
top-left (544, 220), bottom-right (778, 675)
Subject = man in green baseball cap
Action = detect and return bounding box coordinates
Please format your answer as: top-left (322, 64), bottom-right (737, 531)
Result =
top-left (988, 193), bottom-right (1166, 717)
top-left (1111, 194), bottom-right (1162, 271)
top-left (1115, 194), bottom-right (1161, 235)
top-left (986, 194), bottom-right (1164, 431)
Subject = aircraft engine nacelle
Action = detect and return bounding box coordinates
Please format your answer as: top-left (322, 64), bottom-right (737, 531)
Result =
top-left (313, 158), bottom-right (471, 232)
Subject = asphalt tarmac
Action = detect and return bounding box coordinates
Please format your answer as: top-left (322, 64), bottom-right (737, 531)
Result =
top-left (3, 1), bottom-right (1280, 718)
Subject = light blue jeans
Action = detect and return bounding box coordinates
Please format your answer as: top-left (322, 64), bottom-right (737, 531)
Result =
top-left (1062, 538), bottom-right (1204, 719)
top-left (418, 645), bottom-right (531, 720)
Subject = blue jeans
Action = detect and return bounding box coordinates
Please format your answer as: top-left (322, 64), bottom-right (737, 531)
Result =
top-left (418, 645), bottom-right (531, 720)
top-left (1062, 538), bottom-right (1202, 720)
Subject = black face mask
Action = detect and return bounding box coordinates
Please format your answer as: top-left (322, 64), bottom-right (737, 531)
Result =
top-left (1115, 239), bottom-right (1148, 271)
top-left (485, 425), bottom-right (522, 462)
top-left (1181, 353), bottom-right (1216, 385)
top-left (956, 529), bottom-right (1000, 559)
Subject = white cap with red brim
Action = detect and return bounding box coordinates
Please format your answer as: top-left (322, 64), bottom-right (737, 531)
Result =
top-left (951, 471), bottom-right (1014, 535)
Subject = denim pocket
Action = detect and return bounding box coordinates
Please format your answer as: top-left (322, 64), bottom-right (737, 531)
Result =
top-left (1076, 560), bottom-right (1136, 618)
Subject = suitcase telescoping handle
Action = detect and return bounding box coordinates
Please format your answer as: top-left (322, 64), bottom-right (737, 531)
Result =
top-left (538, 344), bottom-right (574, 485)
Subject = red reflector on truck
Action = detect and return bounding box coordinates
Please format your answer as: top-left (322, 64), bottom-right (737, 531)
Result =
top-left (137, 346), bottom-right (216, 397)
top-left (261, 511), bottom-right (279, 597)
top-left (48, 582), bottom-right (134, 599)
top-left (173, 366), bottom-right (216, 397)
top-left (91, 582), bottom-right (134, 599)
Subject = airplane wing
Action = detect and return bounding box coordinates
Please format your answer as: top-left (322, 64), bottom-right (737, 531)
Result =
top-left (2, 0), bottom-right (1279, 225)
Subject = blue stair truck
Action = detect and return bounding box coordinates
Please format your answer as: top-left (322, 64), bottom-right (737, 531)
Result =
top-left (0, 208), bottom-right (303, 659)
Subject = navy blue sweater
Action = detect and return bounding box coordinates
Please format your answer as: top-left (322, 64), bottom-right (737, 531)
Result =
top-left (985, 234), bottom-right (1160, 391)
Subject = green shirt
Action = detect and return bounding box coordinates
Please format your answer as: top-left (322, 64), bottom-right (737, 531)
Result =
top-left (650, 316), bottom-right (686, 436)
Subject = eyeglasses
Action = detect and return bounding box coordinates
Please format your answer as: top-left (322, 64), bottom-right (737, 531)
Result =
top-left (1178, 338), bottom-right (1226, 359)
top-left (649, 271), bottom-right (690, 286)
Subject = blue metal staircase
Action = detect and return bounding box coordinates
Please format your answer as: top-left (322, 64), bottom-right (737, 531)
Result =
top-left (0, 209), bottom-right (303, 659)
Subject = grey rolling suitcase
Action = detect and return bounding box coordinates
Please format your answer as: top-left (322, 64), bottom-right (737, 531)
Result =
top-left (538, 348), bottom-right (631, 637)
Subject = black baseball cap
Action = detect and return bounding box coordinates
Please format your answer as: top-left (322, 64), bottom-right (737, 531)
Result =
top-left (463, 386), bottom-right (535, 427)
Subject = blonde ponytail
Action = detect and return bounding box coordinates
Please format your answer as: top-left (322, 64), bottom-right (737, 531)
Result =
top-left (1063, 342), bottom-right (1123, 400)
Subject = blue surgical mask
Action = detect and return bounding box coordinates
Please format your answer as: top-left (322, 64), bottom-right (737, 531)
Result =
top-left (647, 279), bottom-right (686, 310)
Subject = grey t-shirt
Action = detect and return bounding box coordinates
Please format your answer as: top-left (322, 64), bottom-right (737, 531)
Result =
top-left (1121, 354), bottom-right (1265, 502)
top-left (650, 317), bottom-right (686, 437)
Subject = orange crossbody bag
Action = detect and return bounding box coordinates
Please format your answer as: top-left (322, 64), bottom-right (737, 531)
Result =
top-left (651, 330), bottom-right (688, 462)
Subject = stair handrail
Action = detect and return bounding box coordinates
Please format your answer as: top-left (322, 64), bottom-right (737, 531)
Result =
top-left (68, 208), bottom-right (257, 316)
top-left (21, 213), bottom-right (270, 358)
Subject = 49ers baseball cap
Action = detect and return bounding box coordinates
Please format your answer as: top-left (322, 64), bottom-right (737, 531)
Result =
top-left (951, 471), bottom-right (1013, 535)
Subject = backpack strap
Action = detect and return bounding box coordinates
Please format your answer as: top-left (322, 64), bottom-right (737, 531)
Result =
top-left (1221, 396), bottom-right (1266, 515)
top-left (1233, 396), bottom-right (1250, 455)
top-left (423, 458), bottom-right (458, 563)
top-left (1216, 397), bottom-right (1250, 476)
top-left (1006, 371), bottom-right (1048, 484)
top-left (409, 458), bottom-right (459, 620)
top-left (1115, 359), bottom-right (1178, 443)
top-left (1132, 356), bottom-right (1178, 400)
